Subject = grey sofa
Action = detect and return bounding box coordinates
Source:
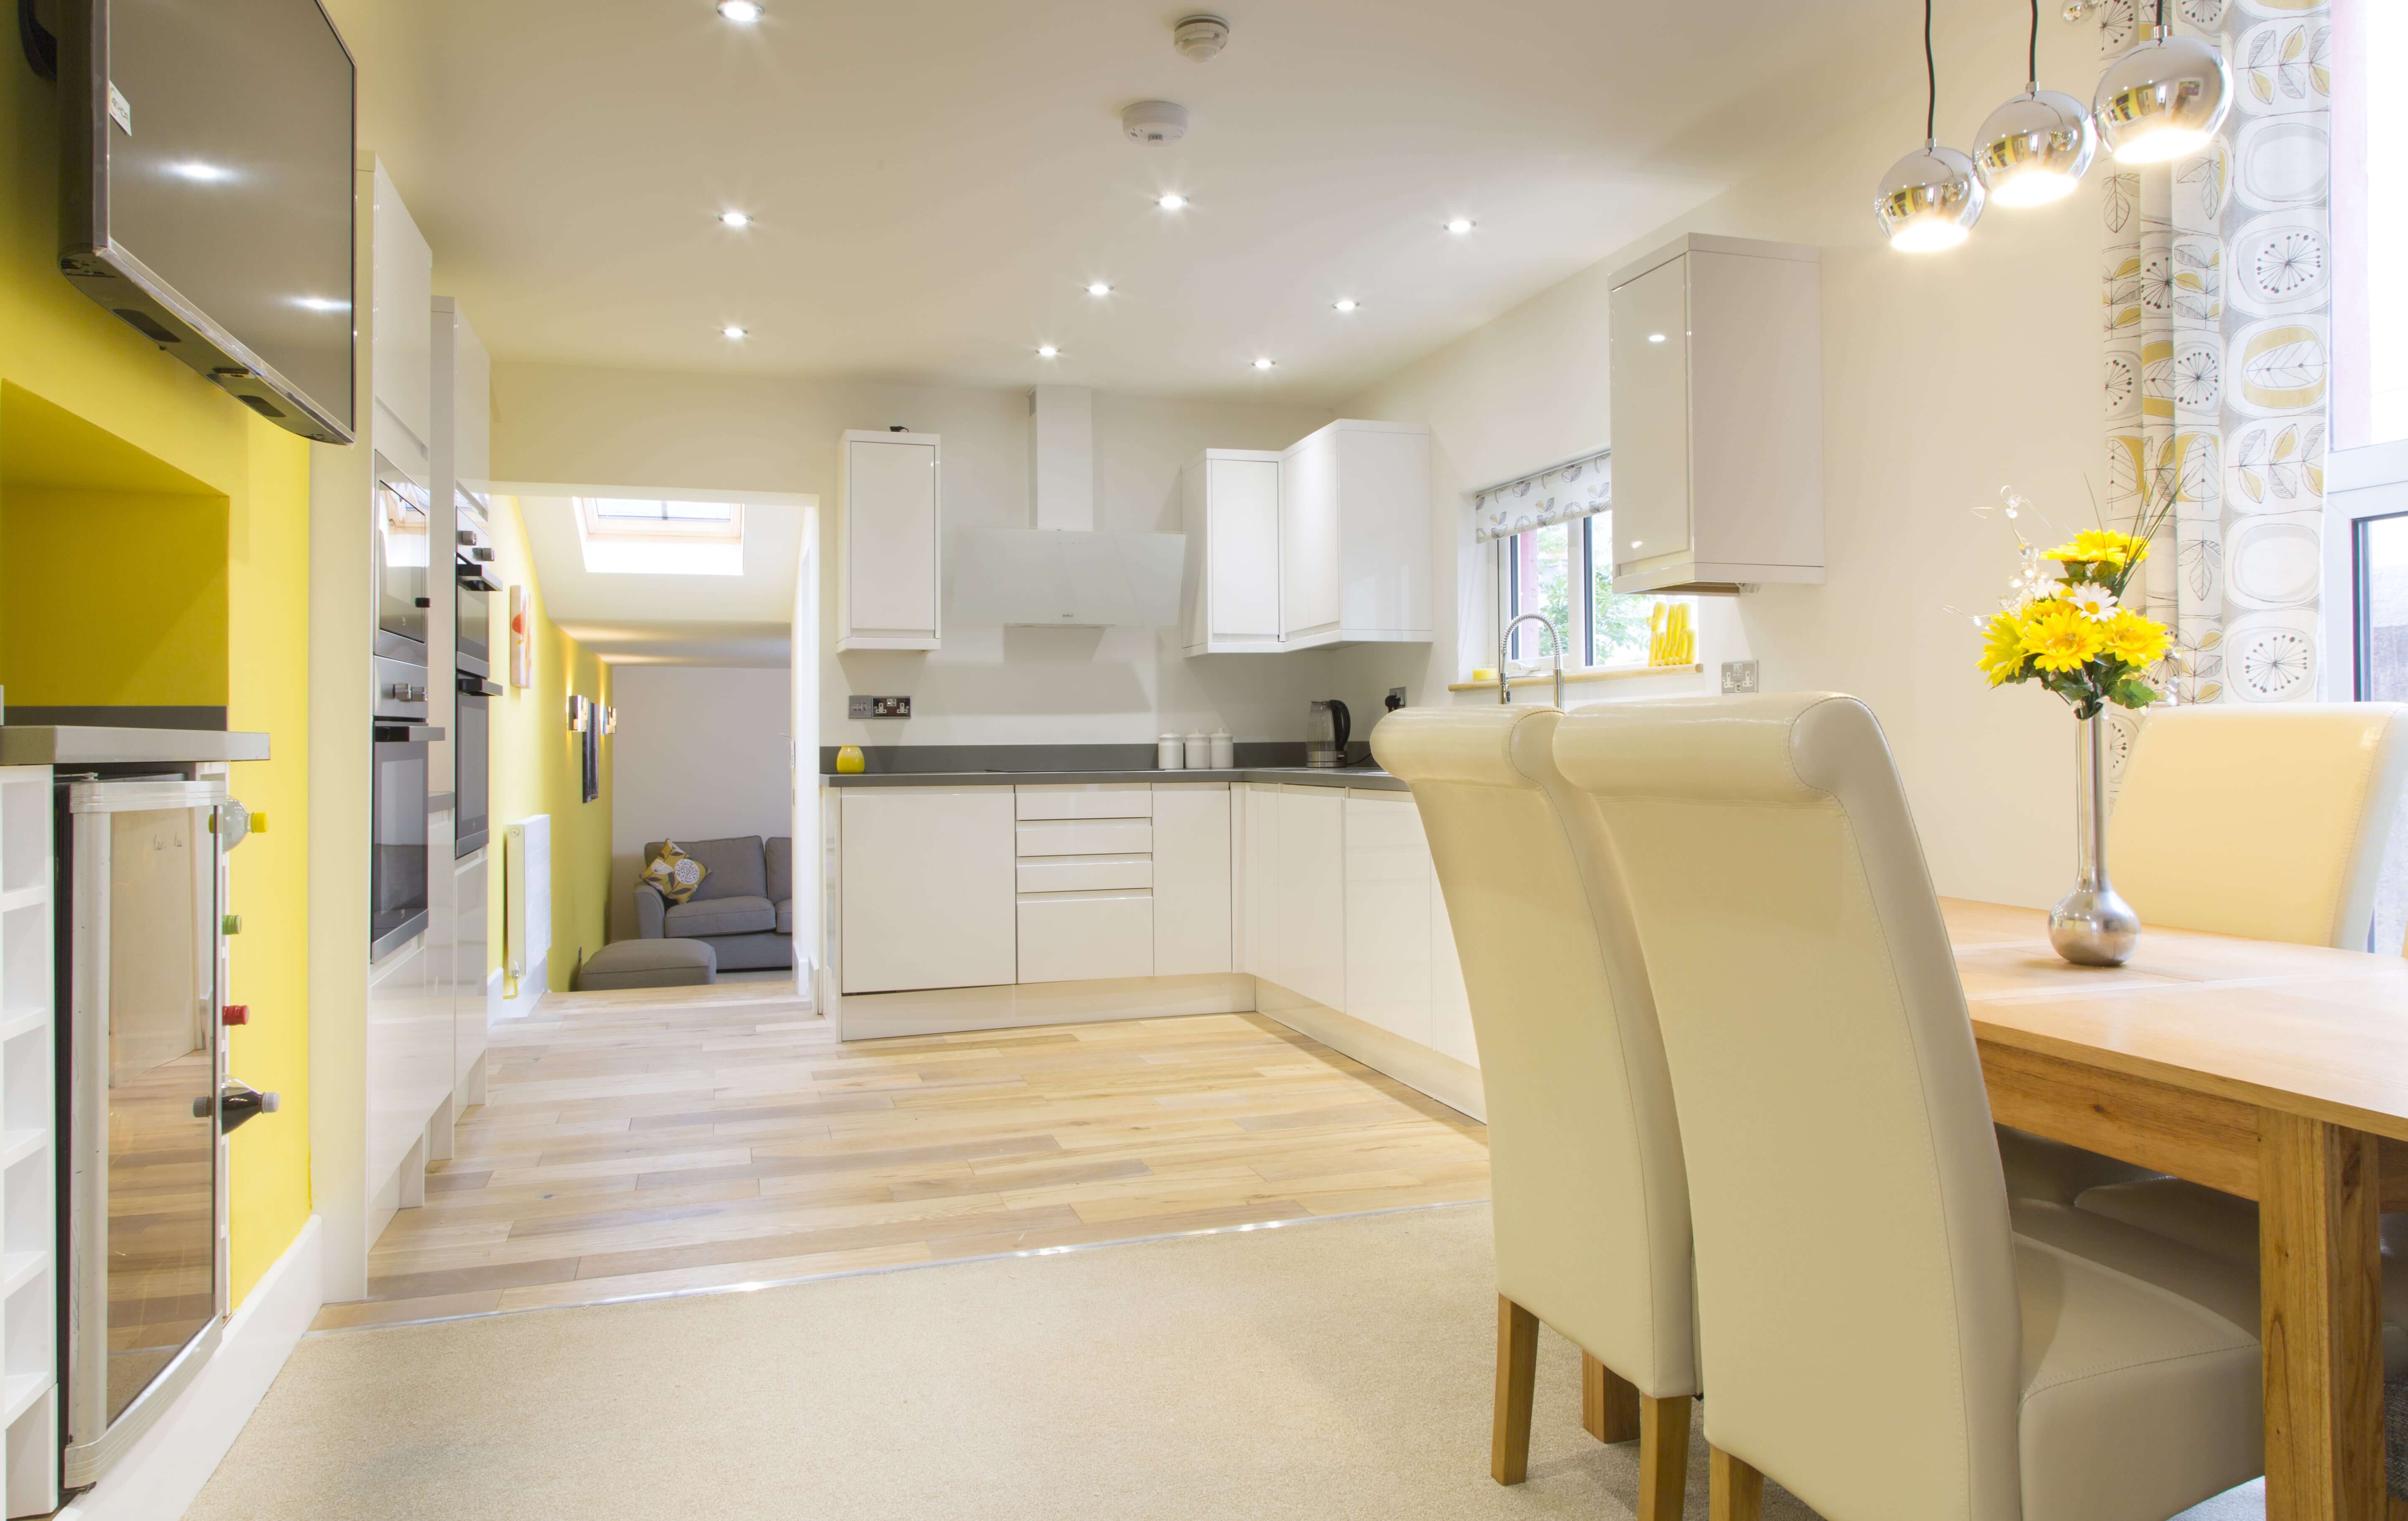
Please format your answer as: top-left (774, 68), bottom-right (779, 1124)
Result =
top-left (633, 835), bottom-right (794, 971)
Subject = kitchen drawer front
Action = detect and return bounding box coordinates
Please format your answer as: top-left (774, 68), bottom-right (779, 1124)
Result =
top-left (1017, 890), bottom-right (1154, 983)
top-left (1015, 785), bottom-right (1153, 821)
top-left (1016, 818), bottom-right (1152, 858)
top-left (1016, 854), bottom-right (1152, 894)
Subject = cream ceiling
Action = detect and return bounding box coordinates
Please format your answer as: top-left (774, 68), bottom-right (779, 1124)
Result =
top-left (336, 0), bottom-right (1933, 402)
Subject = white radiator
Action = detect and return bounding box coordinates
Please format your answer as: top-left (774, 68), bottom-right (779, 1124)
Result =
top-left (505, 814), bottom-right (551, 980)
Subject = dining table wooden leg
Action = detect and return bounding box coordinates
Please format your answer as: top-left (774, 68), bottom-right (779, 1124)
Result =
top-left (2258, 1111), bottom-right (2385, 1521)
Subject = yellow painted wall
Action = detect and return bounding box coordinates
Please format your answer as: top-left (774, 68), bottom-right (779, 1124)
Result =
top-left (486, 494), bottom-right (612, 990)
top-left (0, 487), bottom-right (230, 708)
top-left (0, 47), bottom-right (314, 1306)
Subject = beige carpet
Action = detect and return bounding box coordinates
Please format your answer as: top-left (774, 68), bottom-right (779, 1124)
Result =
top-left (187, 1203), bottom-right (2264, 1520)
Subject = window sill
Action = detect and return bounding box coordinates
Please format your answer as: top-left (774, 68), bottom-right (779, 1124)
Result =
top-left (1446, 662), bottom-right (1703, 693)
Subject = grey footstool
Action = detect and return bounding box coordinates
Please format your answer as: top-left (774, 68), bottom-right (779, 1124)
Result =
top-left (576, 938), bottom-right (717, 991)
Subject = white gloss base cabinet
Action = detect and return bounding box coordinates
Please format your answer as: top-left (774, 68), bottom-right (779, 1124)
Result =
top-left (840, 788), bottom-right (1016, 994)
top-left (836, 430), bottom-right (942, 652)
top-left (0, 768), bottom-right (56, 1518)
top-left (1151, 786), bottom-right (1232, 977)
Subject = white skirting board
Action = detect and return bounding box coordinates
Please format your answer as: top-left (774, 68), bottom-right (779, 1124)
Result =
top-left (58, 1215), bottom-right (323, 1521)
top-left (497, 954), bottom-right (546, 1022)
top-left (837, 972), bottom-right (1253, 1041)
top-left (1253, 979), bottom-right (1486, 1122)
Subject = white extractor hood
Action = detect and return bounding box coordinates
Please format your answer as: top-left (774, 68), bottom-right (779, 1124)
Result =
top-left (949, 385), bottom-right (1186, 629)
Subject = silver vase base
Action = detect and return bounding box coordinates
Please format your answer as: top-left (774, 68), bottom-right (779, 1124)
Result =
top-left (2048, 884), bottom-right (2140, 967)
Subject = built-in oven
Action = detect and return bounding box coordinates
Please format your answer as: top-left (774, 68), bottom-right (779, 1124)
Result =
top-left (372, 656), bottom-right (441, 960)
top-left (455, 673), bottom-right (498, 858)
top-left (454, 488), bottom-right (495, 678)
top-left (372, 455), bottom-right (432, 662)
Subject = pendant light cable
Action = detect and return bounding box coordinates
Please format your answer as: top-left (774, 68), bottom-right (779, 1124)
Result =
top-left (1924, 0), bottom-right (1937, 142)
top-left (2028, 0), bottom-right (2039, 89)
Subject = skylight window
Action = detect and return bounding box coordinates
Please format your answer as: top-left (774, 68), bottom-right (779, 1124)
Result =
top-left (576, 497), bottom-right (745, 575)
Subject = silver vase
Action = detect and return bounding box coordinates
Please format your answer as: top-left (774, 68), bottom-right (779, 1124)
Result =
top-left (2048, 713), bottom-right (2140, 966)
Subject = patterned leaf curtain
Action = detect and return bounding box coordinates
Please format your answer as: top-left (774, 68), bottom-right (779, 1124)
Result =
top-left (2115, 0), bottom-right (2333, 706)
top-left (1473, 450), bottom-right (1611, 544)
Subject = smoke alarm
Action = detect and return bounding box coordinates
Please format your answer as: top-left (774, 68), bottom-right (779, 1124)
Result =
top-left (1120, 100), bottom-right (1189, 145)
top-left (1173, 14), bottom-right (1229, 61)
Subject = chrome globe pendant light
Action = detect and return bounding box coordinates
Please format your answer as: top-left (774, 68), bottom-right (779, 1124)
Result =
top-left (2092, 0), bottom-right (2231, 164)
top-left (1875, 0), bottom-right (1985, 252)
top-left (1974, 0), bottom-right (2097, 205)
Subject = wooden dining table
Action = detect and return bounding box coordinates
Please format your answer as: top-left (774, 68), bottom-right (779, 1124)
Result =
top-left (1946, 899), bottom-right (2408, 1521)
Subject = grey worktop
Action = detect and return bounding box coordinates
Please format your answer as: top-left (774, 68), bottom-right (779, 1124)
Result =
top-left (823, 765), bottom-right (1407, 792)
top-left (0, 725), bottom-right (270, 765)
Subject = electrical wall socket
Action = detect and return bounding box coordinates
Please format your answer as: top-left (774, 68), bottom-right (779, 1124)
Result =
top-left (847, 695), bottom-right (912, 719)
top-left (1720, 661), bottom-right (1760, 696)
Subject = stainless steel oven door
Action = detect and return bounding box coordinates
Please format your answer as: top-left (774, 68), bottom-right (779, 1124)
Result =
top-left (63, 777), bottom-right (227, 1490)
top-left (455, 676), bottom-right (496, 858)
top-left (372, 723), bottom-right (441, 959)
top-left (372, 456), bottom-right (431, 662)
top-left (454, 568), bottom-right (492, 678)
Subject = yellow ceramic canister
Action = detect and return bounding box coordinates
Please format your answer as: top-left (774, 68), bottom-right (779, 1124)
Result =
top-left (835, 744), bottom-right (866, 775)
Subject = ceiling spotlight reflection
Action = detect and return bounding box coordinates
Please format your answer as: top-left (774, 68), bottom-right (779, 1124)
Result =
top-left (166, 161), bottom-right (236, 183)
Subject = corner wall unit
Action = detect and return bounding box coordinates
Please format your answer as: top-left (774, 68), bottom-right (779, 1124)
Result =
top-left (0, 769), bottom-right (56, 1518)
top-left (836, 430), bottom-right (942, 652)
top-left (1606, 232), bottom-right (1823, 596)
top-left (1179, 450), bottom-right (1283, 655)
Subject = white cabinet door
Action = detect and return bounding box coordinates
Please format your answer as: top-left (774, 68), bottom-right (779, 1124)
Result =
top-left (1278, 430), bottom-right (1342, 646)
top-left (1018, 893), bottom-right (1153, 983)
top-left (1273, 786), bottom-right (1346, 1010)
top-left (1428, 860), bottom-right (1478, 1068)
top-left (1153, 785), bottom-right (1232, 976)
top-left (1333, 424), bottom-right (1432, 643)
top-left (1607, 254), bottom-right (1692, 572)
top-left (841, 788), bottom-right (1015, 992)
top-left (1190, 453), bottom-right (1283, 654)
top-left (839, 432), bottom-right (941, 650)
top-left (1237, 783), bottom-right (1280, 979)
top-left (1342, 793), bottom-right (1433, 1046)
top-left (1016, 785), bottom-right (1151, 820)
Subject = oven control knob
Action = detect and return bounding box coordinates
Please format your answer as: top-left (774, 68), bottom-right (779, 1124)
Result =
top-left (386, 682), bottom-right (427, 703)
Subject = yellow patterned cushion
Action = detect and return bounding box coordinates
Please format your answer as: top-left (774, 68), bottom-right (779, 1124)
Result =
top-left (641, 841), bottom-right (707, 905)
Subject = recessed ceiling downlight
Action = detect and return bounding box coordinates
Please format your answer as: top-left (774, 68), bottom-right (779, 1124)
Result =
top-left (1251, 357), bottom-right (1275, 371)
top-left (1445, 217), bottom-right (1474, 235)
top-left (1086, 282), bottom-right (1112, 297)
top-left (1156, 192), bottom-right (1188, 211)
top-left (722, 325), bottom-right (747, 339)
top-left (1332, 298), bottom-right (1359, 313)
top-left (1037, 345), bottom-right (1061, 359)
top-left (719, 209), bottom-right (751, 228)
top-left (717, 0), bottom-right (762, 21)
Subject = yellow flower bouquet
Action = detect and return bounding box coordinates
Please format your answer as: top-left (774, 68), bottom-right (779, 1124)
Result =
top-left (1976, 525), bottom-right (2171, 721)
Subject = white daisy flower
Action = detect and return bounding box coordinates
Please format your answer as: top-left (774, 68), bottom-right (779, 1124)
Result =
top-left (2061, 581), bottom-right (2118, 621)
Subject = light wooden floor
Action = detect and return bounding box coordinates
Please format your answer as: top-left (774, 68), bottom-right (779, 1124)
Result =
top-left (316, 983), bottom-right (1492, 1330)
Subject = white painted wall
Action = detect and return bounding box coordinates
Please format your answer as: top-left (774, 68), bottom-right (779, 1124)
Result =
top-left (493, 367), bottom-right (1352, 752)
top-left (1337, 5), bottom-right (2087, 911)
top-left (608, 665), bottom-right (793, 940)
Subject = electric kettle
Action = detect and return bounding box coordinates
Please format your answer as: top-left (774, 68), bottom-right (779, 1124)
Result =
top-left (1306, 699), bottom-right (1351, 768)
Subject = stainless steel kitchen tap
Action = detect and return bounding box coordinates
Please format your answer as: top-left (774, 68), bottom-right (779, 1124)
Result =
top-left (1500, 613), bottom-right (1565, 708)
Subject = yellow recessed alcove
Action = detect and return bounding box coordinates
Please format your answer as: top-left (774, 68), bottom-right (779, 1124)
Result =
top-left (0, 381), bottom-right (232, 724)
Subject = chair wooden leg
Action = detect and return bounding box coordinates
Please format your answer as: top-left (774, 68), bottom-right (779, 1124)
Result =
top-left (1710, 1444), bottom-right (1765, 1521)
top-left (1638, 1395), bottom-right (1693, 1521)
top-left (1491, 1296), bottom-right (1540, 1485)
top-left (1580, 1353), bottom-right (1641, 1442)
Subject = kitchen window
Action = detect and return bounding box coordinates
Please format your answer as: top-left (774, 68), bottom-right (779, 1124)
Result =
top-left (1501, 514), bottom-right (1673, 668)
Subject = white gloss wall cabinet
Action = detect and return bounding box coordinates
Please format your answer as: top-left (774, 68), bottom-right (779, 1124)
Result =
top-left (1272, 786), bottom-right (1347, 1009)
top-left (837, 430), bottom-right (942, 651)
top-left (1342, 793), bottom-right (1435, 1048)
top-left (1606, 232), bottom-right (1823, 595)
top-left (1278, 420), bottom-right (1432, 649)
top-left (369, 161), bottom-right (433, 473)
top-left (1152, 786), bottom-right (1233, 976)
top-left (1180, 450), bottom-right (1284, 655)
top-left (841, 787), bottom-right (1014, 993)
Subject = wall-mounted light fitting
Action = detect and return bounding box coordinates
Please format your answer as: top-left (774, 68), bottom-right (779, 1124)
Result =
top-left (604, 706), bottom-right (619, 736)
top-left (568, 695), bottom-right (589, 733)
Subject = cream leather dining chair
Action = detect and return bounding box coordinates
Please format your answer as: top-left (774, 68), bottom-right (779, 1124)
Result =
top-left (1553, 693), bottom-right (2265, 1521)
top-left (1372, 706), bottom-right (1696, 1519)
top-left (2074, 701), bottom-right (2408, 1371)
